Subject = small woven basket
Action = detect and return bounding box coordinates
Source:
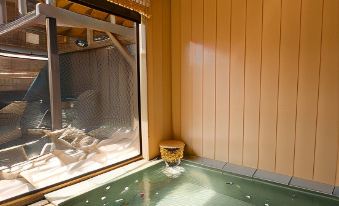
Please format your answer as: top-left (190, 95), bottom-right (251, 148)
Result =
top-left (159, 140), bottom-right (185, 166)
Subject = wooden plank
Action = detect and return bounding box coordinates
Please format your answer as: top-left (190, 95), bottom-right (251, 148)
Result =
top-left (275, 0), bottom-right (301, 176)
top-left (161, 0), bottom-right (172, 151)
top-left (294, 0), bottom-right (323, 180)
top-left (46, 17), bottom-right (62, 130)
top-left (313, 0), bottom-right (339, 185)
top-left (202, 0), bottom-right (217, 159)
top-left (258, 0), bottom-right (281, 172)
top-left (146, 1), bottom-right (155, 158)
top-left (180, 0), bottom-right (192, 153)
top-left (154, 0), bottom-right (163, 158)
top-left (243, 0), bottom-right (262, 168)
top-left (171, 0), bottom-right (181, 139)
top-left (18, 0), bottom-right (27, 15)
top-left (229, 0), bottom-right (246, 165)
top-left (191, 0), bottom-right (203, 156)
top-left (215, 0), bottom-right (231, 162)
top-left (0, 0), bottom-right (7, 24)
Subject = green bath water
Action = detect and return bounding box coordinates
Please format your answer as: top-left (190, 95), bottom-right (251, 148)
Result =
top-left (60, 161), bottom-right (339, 206)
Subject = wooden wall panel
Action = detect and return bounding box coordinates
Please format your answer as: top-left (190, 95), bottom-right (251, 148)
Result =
top-left (180, 0), bottom-right (192, 153)
top-left (171, 0), bottom-right (181, 140)
top-left (191, 0), bottom-right (204, 156)
top-left (313, 0), bottom-right (339, 185)
top-left (172, 0), bottom-right (339, 186)
top-left (229, 0), bottom-right (246, 165)
top-left (202, 0), bottom-right (217, 159)
top-left (242, 0), bottom-right (262, 168)
top-left (294, 0), bottom-right (323, 180)
top-left (275, 0), bottom-right (301, 176)
top-left (215, 0), bottom-right (231, 162)
top-left (146, 0), bottom-right (172, 159)
top-left (258, 0), bottom-right (281, 172)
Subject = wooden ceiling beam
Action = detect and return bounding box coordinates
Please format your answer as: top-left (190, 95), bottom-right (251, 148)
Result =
top-left (36, 3), bottom-right (135, 39)
top-left (62, 2), bottom-right (74, 10)
top-left (105, 32), bottom-right (135, 69)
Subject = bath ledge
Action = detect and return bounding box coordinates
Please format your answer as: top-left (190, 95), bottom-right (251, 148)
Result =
top-left (184, 156), bottom-right (337, 197)
top-left (44, 159), bottom-right (162, 205)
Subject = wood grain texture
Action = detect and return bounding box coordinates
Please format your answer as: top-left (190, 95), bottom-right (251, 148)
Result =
top-left (228, 0), bottom-right (246, 165)
top-left (172, 0), bottom-right (339, 186)
top-left (146, 0), bottom-right (172, 158)
top-left (171, 0), bottom-right (181, 140)
top-left (275, 0), bottom-right (301, 176)
top-left (191, 0), bottom-right (204, 156)
top-left (180, 0), bottom-right (192, 153)
top-left (202, 0), bottom-right (217, 159)
top-left (242, 0), bottom-right (262, 168)
top-left (313, 0), bottom-right (339, 185)
top-left (215, 0), bottom-right (231, 162)
top-left (294, 0), bottom-right (323, 180)
top-left (258, 0), bottom-right (281, 172)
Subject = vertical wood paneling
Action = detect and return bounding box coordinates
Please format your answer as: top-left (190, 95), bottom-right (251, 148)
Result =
top-left (202, 0), bottom-right (217, 159)
top-left (258, 0), bottom-right (281, 172)
top-left (173, 0), bottom-right (339, 185)
top-left (243, 0), bottom-right (262, 168)
top-left (146, 0), bottom-right (172, 158)
top-left (275, 0), bottom-right (301, 176)
top-left (152, 0), bottom-right (163, 152)
top-left (191, 0), bottom-right (204, 156)
top-left (146, 1), bottom-right (155, 158)
top-left (171, 0), bottom-right (181, 139)
top-left (313, 0), bottom-right (339, 185)
top-left (180, 0), bottom-right (192, 153)
top-left (162, 0), bottom-right (172, 143)
top-left (294, 0), bottom-right (323, 180)
top-left (215, 0), bottom-right (231, 162)
top-left (228, 0), bottom-right (246, 165)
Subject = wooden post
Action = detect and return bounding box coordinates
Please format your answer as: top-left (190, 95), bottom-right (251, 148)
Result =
top-left (46, 17), bottom-right (62, 130)
top-left (0, 0), bottom-right (7, 24)
top-left (86, 29), bottom-right (93, 45)
top-left (18, 0), bottom-right (27, 15)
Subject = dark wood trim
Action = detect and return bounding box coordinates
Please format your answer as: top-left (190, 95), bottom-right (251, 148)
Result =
top-left (70, 0), bottom-right (141, 23)
top-left (46, 17), bottom-right (62, 130)
top-left (0, 0), bottom-right (7, 24)
top-left (0, 155), bottom-right (143, 206)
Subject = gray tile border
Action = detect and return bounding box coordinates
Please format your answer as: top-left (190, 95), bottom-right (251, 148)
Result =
top-left (185, 156), bottom-right (337, 196)
top-left (333, 186), bottom-right (339, 197)
top-left (289, 177), bottom-right (334, 195)
top-left (253, 169), bottom-right (291, 185)
top-left (184, 156), bottom-right (226, 170)
top-left (222, 163), bottom-right (257, 177)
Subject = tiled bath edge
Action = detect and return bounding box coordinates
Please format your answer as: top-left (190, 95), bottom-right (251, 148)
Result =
top-left (184, 156), bottom-right (338, 197)
top-left (289, 177), bottom-right (334, 195)
top-left (334, 187), bottom-right (339, 197)
top-left (223, 163), bottom-right (256, 177)
top-left (184, 156), bottom-right (226, 171)
top-left (254, 169), bottom-right (291, 185)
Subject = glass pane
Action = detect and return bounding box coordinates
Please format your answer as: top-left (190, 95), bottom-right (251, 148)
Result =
top-left (0, 1), bottom-right (140, 203)
top-left (0, 24), bottom-right (50, 201)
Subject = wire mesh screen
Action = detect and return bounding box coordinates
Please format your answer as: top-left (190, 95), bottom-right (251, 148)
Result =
top-left (59, 45), bottom-right (139, 136)
top-left (0, 59), bottom-right (50, 148)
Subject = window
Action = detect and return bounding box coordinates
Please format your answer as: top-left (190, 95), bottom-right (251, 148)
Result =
top-left (0, 0), bottom-right (141, 203)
